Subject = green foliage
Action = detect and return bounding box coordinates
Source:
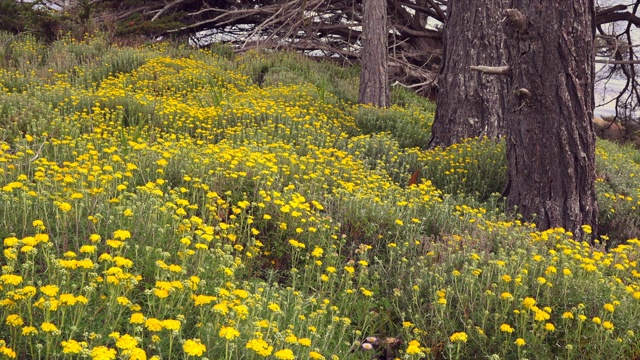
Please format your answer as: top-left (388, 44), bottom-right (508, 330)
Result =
top-left (191, 42), bottom-right (235, 60)
top-left (0, 1), bottom-right (25, 33)
top-left (0, 33), bottom-right (46, 72)
top-left (422, 138), bottom-right (507, 201)
top-left (44, 33), bottom-right (111, 73)
top-left (114, 12), bottom-right (185, 37)
top-left (0, 0), bottom-right (68, 41)
top-left (236, 50), bottom-right (360, 106)
top-left (1, 35), bottom-right (640, 360)
top-left (354, 104), bottom-right (434, 149)
top-left (391, 85), bottom-right (437, 112)
top-left (0, 93), bottom-right (55, 142)
top-left (595, 140), bottom-right (640, 244)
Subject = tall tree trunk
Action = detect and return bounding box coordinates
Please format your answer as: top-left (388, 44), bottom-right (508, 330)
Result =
top-left (358, 0), bottom-right (390, 107)
top-left (503, 2), bottom-right (598, 237)
top-left (429, 0), bottom-right (508, 149)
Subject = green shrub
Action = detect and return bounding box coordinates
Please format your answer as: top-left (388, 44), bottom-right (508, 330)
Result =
top-left (236, 50), bottom-right (360, 105)
top-left (354, 105), bottom-right (433, 149)
top-left (0, 93), bottom-right (56, 142)
top-left (595, 140), bottom-right (640, 243)
top-left (422, 138), bottom-right (507, 201)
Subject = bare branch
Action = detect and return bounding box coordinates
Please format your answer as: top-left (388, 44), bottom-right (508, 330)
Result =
top-left (596, 4), bottom-right (640, 27)
top-left (166, 6), bottom-right (282, 33)
top-left (394, 24), bottom-right (441, 38)
top-left (426, 0), bottom-right (447, 21)
top-left (151, 0), bottom-right (187, 21)
top-left (596, 4), bottom-right (627, 17)
top-left (595, 59), bottom-right (640, 64)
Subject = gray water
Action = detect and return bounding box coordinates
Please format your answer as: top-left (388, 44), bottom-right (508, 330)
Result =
top-left (594, 68), bottom-right (626, 117)
top-left (594, 0), bottom-right (639, 118)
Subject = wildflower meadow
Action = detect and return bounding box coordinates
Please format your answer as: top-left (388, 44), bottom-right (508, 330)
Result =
top-left (1, 33), bottom-right (640, 359)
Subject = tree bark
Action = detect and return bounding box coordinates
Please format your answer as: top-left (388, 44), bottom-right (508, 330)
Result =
top-left (503, 3), bottom-right (598, 237)
top-left (429, 0), bottom-right (509, 148)
top-left (358, 0), bottom-right (390, 107)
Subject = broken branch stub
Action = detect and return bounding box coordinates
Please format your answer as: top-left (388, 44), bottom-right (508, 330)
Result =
top-left (469, 65), bottom-right (512, 75)
top-left (503, 9), bottom-right (528, 36)
top-left (513, 88), bottom-right (532, 100)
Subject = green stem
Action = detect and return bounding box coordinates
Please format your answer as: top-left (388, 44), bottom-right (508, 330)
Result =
top-left (168, 333), bottom-right (174, 360)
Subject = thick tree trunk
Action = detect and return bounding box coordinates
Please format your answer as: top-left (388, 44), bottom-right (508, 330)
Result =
top-left (503, 2), bottom-right (598, 237)
top-left (429, 0), bottom-right (508, 149)
top-left (358, 0), bottom-right (390, 107)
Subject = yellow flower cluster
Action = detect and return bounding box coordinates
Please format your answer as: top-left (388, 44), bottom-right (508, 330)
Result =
top-left (2, 32), bottom-right (640, 360)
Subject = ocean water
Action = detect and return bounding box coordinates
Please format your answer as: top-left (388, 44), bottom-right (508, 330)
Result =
top-left (594, 0), bottom-right (639, 118)
top-left (594, 68), bottom-right (626, 117)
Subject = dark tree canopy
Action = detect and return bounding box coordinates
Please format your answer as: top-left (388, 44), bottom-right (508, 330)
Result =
top-left (0, 0), bottom-right (68, 41)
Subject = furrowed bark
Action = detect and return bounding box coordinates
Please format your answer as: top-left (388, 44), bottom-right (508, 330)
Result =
top-left (429, 0), bottom-right (509, 149)
top-left (503, 2), bottom-right (598, 238)
top-left (358, 0), bottom-right (390, 107)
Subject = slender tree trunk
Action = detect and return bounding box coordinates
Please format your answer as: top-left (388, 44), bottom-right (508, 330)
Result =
top-left (503, 2), bottom-right (598, 237)
top-left (429, 0), bottom-right (508, 149)
top-left (358, 0), bottom-right (390, 107)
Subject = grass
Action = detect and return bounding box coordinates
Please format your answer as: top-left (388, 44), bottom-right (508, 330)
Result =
top-left (0, 32), bottom-right (640, 359)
